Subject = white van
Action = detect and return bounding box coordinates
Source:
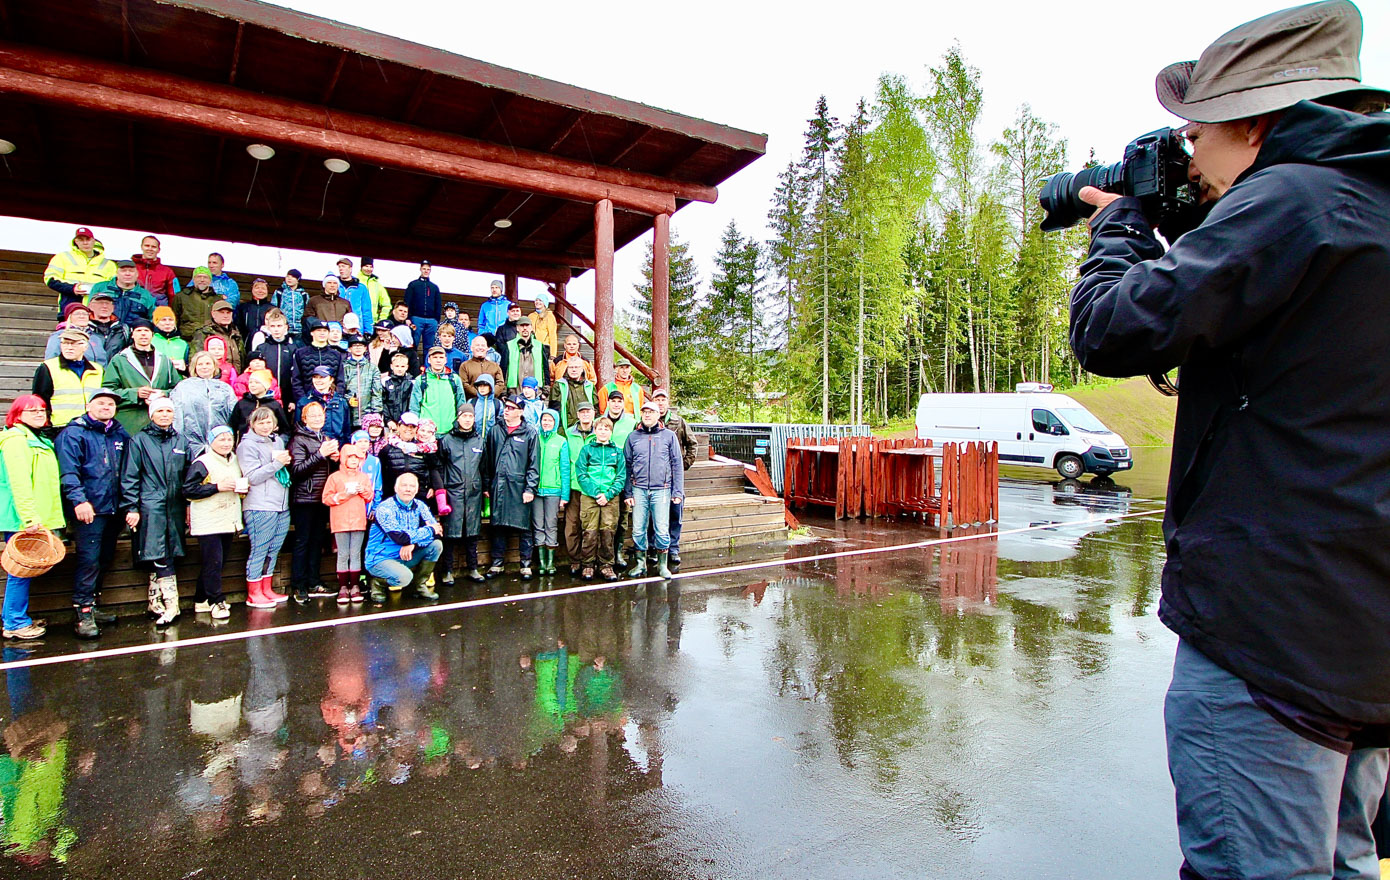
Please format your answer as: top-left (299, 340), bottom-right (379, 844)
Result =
top-left (914, 385), bottom-right (1131, 479)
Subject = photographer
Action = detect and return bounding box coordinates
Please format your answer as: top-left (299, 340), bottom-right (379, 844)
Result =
top-left (1067, 2), bottom-right (1390, 876)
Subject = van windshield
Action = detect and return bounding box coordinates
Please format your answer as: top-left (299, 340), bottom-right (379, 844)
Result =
top-left (1057, 408), bottom-right (1111, 434)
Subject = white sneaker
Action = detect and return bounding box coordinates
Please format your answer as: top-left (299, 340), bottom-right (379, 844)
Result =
top-left (193, 601), bottom-right (212, 614)
top-left (210, 602), bottom-right (231, 620)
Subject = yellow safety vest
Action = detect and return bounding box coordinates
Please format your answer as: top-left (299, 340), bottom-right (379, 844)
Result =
top-left (44, 242), bottom-right (116, 295)
top-left (44, 357), bottom-right (102, 427)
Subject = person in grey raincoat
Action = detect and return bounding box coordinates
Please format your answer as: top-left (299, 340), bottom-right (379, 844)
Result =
top-left (119, 396), bottom-right (189, 625)
top-left (481, 395), bottom-right (538, 580)
top-left (437, 408), bottom-right (487, 584)
top-left (170, 350), bottom-right (236, 457)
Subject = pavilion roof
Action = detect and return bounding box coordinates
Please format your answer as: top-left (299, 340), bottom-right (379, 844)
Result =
top-left (0, 0), bottom-right (767, 280)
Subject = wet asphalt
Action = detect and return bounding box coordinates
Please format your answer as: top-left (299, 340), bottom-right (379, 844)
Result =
top-left (0, 448), bottom-right (1179, 879)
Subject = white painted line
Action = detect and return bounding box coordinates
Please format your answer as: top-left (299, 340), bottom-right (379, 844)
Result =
top-left (0, 508), bottom-right (1164, 671)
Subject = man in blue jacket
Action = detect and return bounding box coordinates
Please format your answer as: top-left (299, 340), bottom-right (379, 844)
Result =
top-left (477, 279), bottom-right (510, 339)
top-left (1068, 3), bottom-right (1390, 876)
top-left (404, 260), bottom-right (442, 357)
top-left (55, 389), bottom-right (129, 638)
top-left (623, 401), bottom-right (683, 579)
top-left (365, 473), bottom-right (443, 604)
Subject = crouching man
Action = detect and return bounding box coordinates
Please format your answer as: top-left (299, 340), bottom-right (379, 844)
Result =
top-left (365, 473), bottom-right (443, 605)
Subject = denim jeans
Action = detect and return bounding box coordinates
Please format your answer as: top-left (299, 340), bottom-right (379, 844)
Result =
top-left (367, 539), bottom-right (441, 588)
top-left (244, 509), bottom-right (290, 580)
top-left (0, 533), bottom-right (33, 631)
top-left (413, 317), bottom-right (439, 357)
top-left (631, 487), bottom-right (671, 552)
top-left (72, 514), bottom-right (122, 607)
top-left (1166, 639), bottom-right (1389, 879)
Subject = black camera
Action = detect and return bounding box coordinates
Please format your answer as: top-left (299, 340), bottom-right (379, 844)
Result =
top-left (1039, 128), bottom-right (1196, 232)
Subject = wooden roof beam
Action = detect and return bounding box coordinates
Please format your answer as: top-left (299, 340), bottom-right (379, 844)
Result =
top-left (228, 22), bottom-right (245, 85)
top-left (0, 42), bottom-right (715, 205)
top-left (319, 50), bottom-right (347, 104)
top-left (401, 71), bottom-right (434, 123)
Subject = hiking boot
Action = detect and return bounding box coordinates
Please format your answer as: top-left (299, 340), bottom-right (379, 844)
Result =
top-left (368, 577), bottom-right (389, 605)
top-left (600, 565), bottom-right (618, 581)
top-left (210, 601), bottom-right (231, 620)
top-left (308, 583), bottom-right (337, 598)
top-left (337, 586), bottom-right (351, 606)
top-left (93, 608), bottom-right (118, 626)
top-left (293, 587), bottom-right (310, 606)
top-left (582, 566), bottom-right (595, 581)
top-left (3, 623), bottom-right (45, 640)
top-left (668, 552), bottom-right (682, 573)
top-left (485, 561), bottom-right (505, 579)
top-left (74, 607), bottom-right (100, 640)
top-left (628, 555), bottom-right (647, 578)
top-left (193, 601), bottom-right (213, 614)
top-left (657, 551), bottom-right (673, 580)
top-left (468, 568), bottom-right (486, 583)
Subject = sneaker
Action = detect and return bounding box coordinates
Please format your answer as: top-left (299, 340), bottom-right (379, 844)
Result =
top-left (74, 607), bottom-right (100, 640)
top-left (308, 583), bottom-right (336, 598)
top-left (3, 623), bottom-right (45, 640)
top-left (468, 568), bottom-right (486, 583)
top-left (599, 565), bottom-right (617, 581)
top-left (210, 602), bottom-right (231, 621)
top-left (348, 585), bottom-right (364, 604)
top-left (581, 566), bottom-right (595, 581)
top-left (293, 588), bottom-right (310, 606)
top-left (570, 564), bottom-right (581, 577)
top-left (337, 586), bottom-right (351, 606)
top-left (485, 562), bottom-right (505, 579)
top-left (519, 567), bottom-right (533, 581)
top-left (193, 601), bottom-right (213, 614)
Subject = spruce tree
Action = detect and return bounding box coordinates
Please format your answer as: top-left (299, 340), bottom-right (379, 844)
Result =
top-left (704, 221), bottom-right (769, 421)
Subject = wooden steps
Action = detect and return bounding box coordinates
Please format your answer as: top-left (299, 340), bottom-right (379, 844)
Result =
top-left (678, 492), bottom-right (787, 553)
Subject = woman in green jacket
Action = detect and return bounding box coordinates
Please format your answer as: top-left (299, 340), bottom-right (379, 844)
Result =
top-left (531, 409), bottom-right (570, 576)
top-left (0, 396), bottom-right (65, 640)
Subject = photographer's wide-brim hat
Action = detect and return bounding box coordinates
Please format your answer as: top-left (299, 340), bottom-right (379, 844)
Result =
top-left (1156, 0), bottom-right (1388, 123)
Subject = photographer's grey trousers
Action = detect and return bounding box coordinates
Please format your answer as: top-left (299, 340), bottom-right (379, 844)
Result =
top-left (1165, 639), bottom-right (1388, 880)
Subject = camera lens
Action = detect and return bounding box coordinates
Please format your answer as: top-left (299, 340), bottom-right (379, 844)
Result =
top-left (1039, 163), bottom-right (1118, 231)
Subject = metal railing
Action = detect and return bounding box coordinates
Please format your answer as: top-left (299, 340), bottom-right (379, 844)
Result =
top-left (690, 422), bottom-right (872, 492)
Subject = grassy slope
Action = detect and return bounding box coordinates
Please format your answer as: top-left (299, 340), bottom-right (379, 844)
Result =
top-left (1064, 377), bottom-right (1176, 446)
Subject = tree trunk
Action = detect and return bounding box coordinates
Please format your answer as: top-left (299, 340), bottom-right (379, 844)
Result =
top-left (855, 255), bottom-right (865, 427)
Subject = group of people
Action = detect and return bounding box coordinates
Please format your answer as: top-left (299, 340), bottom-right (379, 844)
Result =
top-left (4, 230), bottom-right (697, 642)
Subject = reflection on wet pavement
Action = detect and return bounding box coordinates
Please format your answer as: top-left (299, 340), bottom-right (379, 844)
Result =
top-left (0, 470), bottom-right (1179, 879)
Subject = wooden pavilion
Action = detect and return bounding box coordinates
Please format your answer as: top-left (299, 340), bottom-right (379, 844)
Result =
top-left (0, 0), bottom-right (766, 386)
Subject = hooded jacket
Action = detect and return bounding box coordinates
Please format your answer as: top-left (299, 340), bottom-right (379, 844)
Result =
top-left (56, 413), bottom-right (130, 516)
top-left (236, 430), bottom-right (290, 512)
top-left (535, 409), bottom-right (571, 498)
top-left (86, 279), bottom-right (156, 326)
top-left (118, 421), bottom-right (188, 562)
top-left (252, 335), bottom-right (297, 401)
top-left (296, 388), bottom-right (352, 445)
top-left (174, 284), bottom-right (223, 340)
top-left (341, 354), bottom-right (383, 423)
top-left (438, 422), bottom-right (487, 538)
top-left (170, 375), bottom-right (236, 458)
top-left (355, 270), bottom-right (393, 323)
top-left (85, 317), bottom-right (130, 364)
top-left (381, 373), bottom-right (415, 426)
top-left (102, 345), bottom-right (181, 435)
top-left (477, 294), bottom-right (509, 338)
top-left (44, 238), bottom-right (116, 300)
top-left (288, 423), bottom-right (337, 506)
top-left (481, 419), bottom-right (539, 530)
top-left (0, 425), bottom-right (64, 532)
top-left (191, 321), bottom-right (245, 372)
top-left (1070, 101), bottom-right (1390, 723)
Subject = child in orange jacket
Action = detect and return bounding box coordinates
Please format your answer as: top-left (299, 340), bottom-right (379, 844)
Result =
top-left (322, 446), bottom-right (375, 605)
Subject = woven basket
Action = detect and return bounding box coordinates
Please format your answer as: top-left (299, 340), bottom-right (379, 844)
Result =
top-left (1, 529), bottom-right (66, 579)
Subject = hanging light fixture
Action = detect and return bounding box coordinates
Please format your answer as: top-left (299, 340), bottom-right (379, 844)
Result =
top-left (493, 218), bottom-right (513, 229)
top-left (323, 157), bottom-right (351, 174)
top-left (245, 143), bottom-right (275, 161)
top-left (0, 140), bottom-right (16, 155)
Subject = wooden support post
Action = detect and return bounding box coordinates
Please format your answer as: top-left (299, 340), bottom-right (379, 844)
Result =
top-left (594, 198), bottom-right (615, 387)
top-left (651, 212), bottom-right (671, 390)
top-left (504, 273), bottom-right (518, 304)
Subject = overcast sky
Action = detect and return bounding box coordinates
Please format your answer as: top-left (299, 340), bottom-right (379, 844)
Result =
top-left (1, 0), bottom-right (1385, 318)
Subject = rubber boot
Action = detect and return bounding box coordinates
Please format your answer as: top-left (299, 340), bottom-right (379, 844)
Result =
top-left (435, 489), bottom-right (452, 517)
top-left (74, 606), bottom-right (100, 640)
top-left (147, 572), bottom-right (164, 618)
top-left (263, 575), bottom-right (289, 604)
top-left (657, 551), bottom-right (673, 580)
top-left (155, 576), bottom-right (180, 626)
top-left (411, 561), bottom-right (439, 600)
top-left (540, 547), bottom-right (552, 575)
top-left (246, 578), bottom-right (276, 609)
top-left (368, 576), bottom-right (389, 605)
top-left (628, 553), bottom-right (647, 578)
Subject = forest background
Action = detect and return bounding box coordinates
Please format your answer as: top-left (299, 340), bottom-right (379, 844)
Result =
top-left (621, 47), bottom-right (1099, 426)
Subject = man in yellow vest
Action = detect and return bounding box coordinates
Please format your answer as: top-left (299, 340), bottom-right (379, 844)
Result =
top-left (604, 358), bottom-right (647, 417)
top-left (31, 328), bottom-right (104, 432)
top-left (356, 257), bottom-right (394, 324)
top-left (44, 226), bottom-right (116, 315)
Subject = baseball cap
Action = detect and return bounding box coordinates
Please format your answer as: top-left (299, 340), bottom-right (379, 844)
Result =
top-left (374, 320), bottom-right (394, 333)
top-left (345, 333), bottom-right (367, 348)
top-left (128, 317), bottom-right (155, 332)
top-left (210, 299), bottom-right (233, 312)
top-left (503, 395), bottom-right (523, 409)
top-left (517, 316), bottom-right (532, 327)
top-left (306, 318), bottom-right (327, 332)
top-left (74, 227), bottom-right (94, 238)
top-left (640, 401), bottom-right (659, 413)
top-left (652, 387), bottom-right (669, 399)
top-left (342, 313), bottom-right (361, 329)
top-left (576, 400), bottom-right (595, 413)
top-left (419, 259), bottom-right (432, 267)
top-left (311, 366), bottom-right (335, 378)
top-left (90, 389), bottom-right (121, 403)
top-left (607, 389), bottom-right (625, 401)
top-left (337, 257), bottom-right (353, 267)
top-left (88, 289), bottom-right (115, 301)
top-left (58, 327), bottom-right (90, 343)
top-left (427, 345), bottom-right (447, 357)
top-left (399, 412), bottom-right (421, 425)
top-left (115, 259), bottom-right (136, 269)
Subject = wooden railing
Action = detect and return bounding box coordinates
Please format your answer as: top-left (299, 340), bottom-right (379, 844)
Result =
top-left (549, 289), bottom-right (658, 384)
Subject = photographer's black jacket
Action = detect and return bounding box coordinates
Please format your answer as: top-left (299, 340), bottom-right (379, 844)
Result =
top-left (1071, 101), bottom-right (1390, 723)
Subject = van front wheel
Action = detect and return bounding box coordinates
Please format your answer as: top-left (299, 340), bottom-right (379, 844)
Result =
top-left (1056, 454), bottom-right (1084, 480)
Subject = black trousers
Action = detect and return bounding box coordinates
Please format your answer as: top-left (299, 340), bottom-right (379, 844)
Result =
top-left (441, 536), bottom-right (479, 572)
top-left (290, 502), bottom-right (330, 589)
top-left (196, 533), bottom-right (233, 604)
top-left (72, 514), bottom-right (122, 607)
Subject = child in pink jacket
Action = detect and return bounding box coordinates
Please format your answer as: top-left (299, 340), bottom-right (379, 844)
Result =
top-left (322, 446), bottom-right (375, 605)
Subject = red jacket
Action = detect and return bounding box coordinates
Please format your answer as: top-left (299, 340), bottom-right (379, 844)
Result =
top-left (132, 255), bottom-right (179, 307)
